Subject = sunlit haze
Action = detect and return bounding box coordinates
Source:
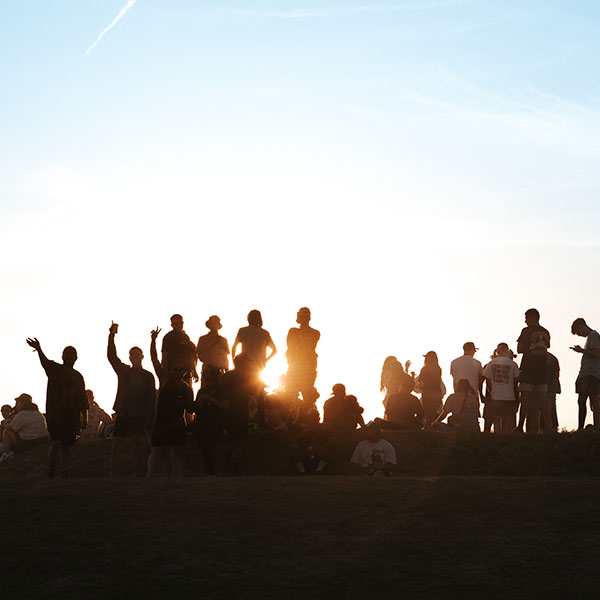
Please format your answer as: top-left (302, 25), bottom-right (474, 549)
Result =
top-left (2, 0), bottom-right (600, 429)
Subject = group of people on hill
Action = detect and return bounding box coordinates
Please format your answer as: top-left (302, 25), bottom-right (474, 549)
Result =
top-left (1, 307), bottom-right (599, 478)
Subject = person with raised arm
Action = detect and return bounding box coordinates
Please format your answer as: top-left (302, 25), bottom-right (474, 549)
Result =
top-left (25, 337), bottom-right (88, 478)
top-left (107, 322), bottom-right (156, 477)
top-left (150, 326), bottom-right (167, 386)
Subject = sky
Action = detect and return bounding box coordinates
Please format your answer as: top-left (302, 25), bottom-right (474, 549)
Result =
top-left (1, 0), bottom-right (599, 429)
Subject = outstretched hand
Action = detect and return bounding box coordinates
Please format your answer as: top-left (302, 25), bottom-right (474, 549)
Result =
top-left (26, 337), bottom-right (41, 352)
top-left (571, 345), bottom-right (584, 353)
top-left (150, 327), bottom-right (162, 341)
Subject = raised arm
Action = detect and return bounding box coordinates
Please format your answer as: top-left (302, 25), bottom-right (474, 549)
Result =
top-left (107, 322), bottom-right (125, 372)
top-left (26, 337), bottom-right (51, 371)
top-left (150, 327), bottom-right (164, 381)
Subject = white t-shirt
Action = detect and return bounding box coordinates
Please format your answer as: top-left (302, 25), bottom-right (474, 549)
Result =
top-left (9, 410), bottom-right (48, 440)
top-left (351, 439), bottom-right (397, 468)
top-left (450, 355), bottom-right (483, 397)
top-left (483, 357), bottom-right (520, 401)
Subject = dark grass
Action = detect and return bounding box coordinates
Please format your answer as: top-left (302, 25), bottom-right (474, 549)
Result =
top-left (3, 432), bottom-right (600, 599)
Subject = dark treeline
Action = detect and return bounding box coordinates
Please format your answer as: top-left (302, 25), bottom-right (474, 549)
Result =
top-left (1, 307), bottom-right (598, 478)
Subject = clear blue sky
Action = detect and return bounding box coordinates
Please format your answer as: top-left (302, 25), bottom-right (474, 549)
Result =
top-left (1, 0), bottom-right (599, 428)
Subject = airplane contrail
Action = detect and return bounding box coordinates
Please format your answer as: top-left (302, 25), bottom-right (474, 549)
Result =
top-left (86, 0), bottom-right (137, 55)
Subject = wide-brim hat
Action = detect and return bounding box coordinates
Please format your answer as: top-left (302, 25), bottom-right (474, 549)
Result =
top-left (205, 315), bottom-right (222, 330)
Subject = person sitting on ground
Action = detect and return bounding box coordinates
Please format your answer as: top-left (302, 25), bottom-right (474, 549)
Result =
top-left (197, 315), bottom-right (230, 387)
top-left (194, 366), bottom-right (228, 476)
top-left (25, 337), bottom-right (88, 479)
top-left (289, 407), bottom-right (336, 474)
top-left (0, 404), bottom-right (14, 437)
top-left (79, 390), bottom-right (113, 441)
top-left (108, 322), bottom-right (156, 477)
top-left (0, 394), bottom-right (48, 461)
top-left (323, 384), bottom-right (365, 433)
top-left (483, 343), bottom-right (520, 433)
top-left (415, 351), bottom-right (445, 429)
top-left (379, 378), bottom-right (424, 431)
top-left (147, 362), bottom-right (194, 478)
top-left (432, 379), bottom-right (480, 432)
top-left (350, 424), bottom-right (397, 476)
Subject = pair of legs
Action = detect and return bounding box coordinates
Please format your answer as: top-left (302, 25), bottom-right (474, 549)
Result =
top-left (578, 395), bottom-right (600, 430)
top-left (147, 445), bottom-right (185, 477)
top-left (2, 429), bottom-right (17, 453)
top-left (421, 396), bottom-right (442, 430)
top-left (111, 435), bottom-right (145, 477)
top-left (48, 440), bottom-right (71, 477)
top-left (520, 391), bottom-right (551, 434)
top-left (492, 414), bottom-right (516, 433)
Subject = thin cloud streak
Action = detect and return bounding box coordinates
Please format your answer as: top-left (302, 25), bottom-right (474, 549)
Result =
top-left (86, 0), bottom-right (137, 55)
top-left (227, 9), bottom-right (327, 18)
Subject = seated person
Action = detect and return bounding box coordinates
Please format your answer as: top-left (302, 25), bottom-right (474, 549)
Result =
top-left (381, 382), bottom-right (424, 430)
top-left (1, 394), bottom-right (48, 461)
top-left (289, 408), bottom-right (336, 474)
top-left (80, 390), bottom-right (113, 441)
top-left (323, 384), bottom-right (365, 433)
top-left (350, 424), bottom-right (397, 476)
top-left (432, 379), bottom-right (480, 432)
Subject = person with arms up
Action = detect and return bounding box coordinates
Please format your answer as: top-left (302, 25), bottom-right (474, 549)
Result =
top-left (25, 337), bottom-right (88, 478)
top-left (571, 318), bottom-right (600, 430)
top-left (516, 308), bottom-right (552, 434)
top-left (107, 322), bottom-right (156, 477)
top-left (483, 343), bottom-right (520, 433)
top-left (197, 315), bottom-right (230, 387)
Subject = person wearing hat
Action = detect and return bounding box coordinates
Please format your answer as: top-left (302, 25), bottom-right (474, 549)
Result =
top-left (350, 424), bottom-right (397, 476)
top-left (450, 342), bottom-right (484, 404)
top-left (197, 315), bottom-right (230, 387)
top-left (0, 393), bottom-right (49, 462)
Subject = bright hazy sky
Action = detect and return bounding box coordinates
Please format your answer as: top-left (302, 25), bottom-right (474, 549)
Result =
top-left (2, 0), bottom-right (599, 429)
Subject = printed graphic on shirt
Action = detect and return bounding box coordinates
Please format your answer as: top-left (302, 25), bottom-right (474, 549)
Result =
top-left (371, 449), bottom-right (385, 464)
top-left (529, 330), bottom-right (550, 354)
top-left (492, 364), bottom-right (512, 385)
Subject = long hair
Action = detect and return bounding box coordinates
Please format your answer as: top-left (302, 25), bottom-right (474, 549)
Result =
top-left (380, 356), bottom-right (398, 392)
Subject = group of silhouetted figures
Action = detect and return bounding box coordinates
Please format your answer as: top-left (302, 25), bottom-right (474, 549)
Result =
top-left (1, 307), bottom-right (599, 478)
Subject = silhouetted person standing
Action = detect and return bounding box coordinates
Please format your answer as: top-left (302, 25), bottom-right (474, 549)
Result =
top-left (546, 352), bottom-right (561, 430)
top-left (26, 338), bottom-right (88, 478)
top-left (161, 314), bottom-right (198, 385)
top-left (571, 318), bottom-right (600, 430)
top-left (285, 307), bottom-right (320, 403)
top-left (197, 315), bottom-right (230, 387)
top-left (148, 362), bottom-right (194, 477)
top-left (416, 351), bottom-right (444, 429)
top-left (517, 308), bottom-right (551, 434)
top-left (107, 322), bottom-right (156, 477)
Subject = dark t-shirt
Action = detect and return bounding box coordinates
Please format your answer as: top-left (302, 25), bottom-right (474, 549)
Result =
top-left (155, 378), bottom-right (194, 425)
top-left (386, 392), bottom-right (424, 425)
top-left (161, 330), bottom-right (195, 370)
top-left (518, 325), bottom-right (551, 383)
top-left (221, 369), bottom-right (255, 424)
top-left (43, 360), bottom-right (88, 418)
top-left (323, 396), bottom-right (364, 431)
top-left (419, 366), bottom-right (442, 397)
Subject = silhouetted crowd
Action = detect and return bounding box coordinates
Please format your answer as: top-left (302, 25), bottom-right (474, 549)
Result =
top-left (1, 307), bottom-right (599, 478)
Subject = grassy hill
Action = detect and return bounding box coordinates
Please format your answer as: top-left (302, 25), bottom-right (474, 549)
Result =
top-left (3, 431), bottom-right (600, 599)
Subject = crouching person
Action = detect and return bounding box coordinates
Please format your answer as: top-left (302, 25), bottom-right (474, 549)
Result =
top-left (289, 407), bottom-right (336, 474)
top-left (0, 394), bottom-right (48, 461)
top-left (350, 424), bottom-right (397, 477)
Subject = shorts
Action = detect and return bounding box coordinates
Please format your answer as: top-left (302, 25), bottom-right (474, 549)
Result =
top-left (488, 400), bottom-right (517, 417)
top-left (576, 375), bottom-right (600, 397)
top-left (47, 415), bottom-right (79, 446)
top-left (151, 418), bottom-right (187, 447)
top-left (114, 415), bottom-right (147, 437)
top-left (17, 436), bottom-right (49, 451)
top-left (519, 382), bottom-right (548, 393)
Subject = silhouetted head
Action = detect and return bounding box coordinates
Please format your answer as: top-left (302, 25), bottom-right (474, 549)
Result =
top-left (525, 308), bottom-right (540, 326)
top-left (62, 346), bottom-right (78, 366)
top-left (296, 307), bottom-right (311, 326)
top-left (456, 379), bottom-right (472, 394)
top-left (571, 317), bottom-right (588, 336)
top-left (247, 310), bottom-right (262, 327)
top-left (85, 390), bottom-right (94, 404)
top-left (129, 346), bottom-right (144, 367)
top-left (169, 361), bottom-right (186, 381)
top-left (462, 342), bottom-right (478, 356)
top-left (170, 314), bottom-right (184, 332)
top-left (205, 315), bottom-right (222, 332)
top-left (423, 351), bottom-right (439, 368)
top-left (1, 405), bottom-right (12, 419)
top-left (495, 342), bottom-right (510, 357)
top-left (302, 388), bottom-right (320, 404)
top-left (202, 365), bottom-right (223, 387)
top-left (366, 423), bottom-right (382, 443)
top-left (14, 393), bottom-right (33, 411)
top-left (233, 353), bottom-right (252, 371)
top-left (332, 383), bottom-right (346, 399)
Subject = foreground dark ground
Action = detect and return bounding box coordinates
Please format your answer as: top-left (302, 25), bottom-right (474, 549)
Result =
top-left (3, 433), bottom-right (600, 599)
